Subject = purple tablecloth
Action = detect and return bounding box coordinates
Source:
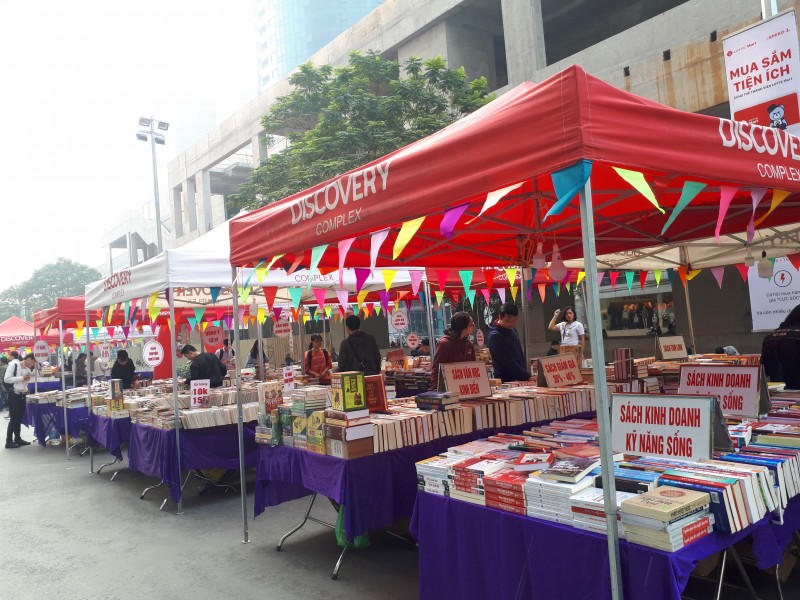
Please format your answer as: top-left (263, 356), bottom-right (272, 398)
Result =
top-left (23, 402), bottom-right (57, 446)
top-left (128, 422), bottom-right (259, 502)
top-left (410, 492), bottom-right (760, 600)
top-left (254, 412), bottom-right (597, 541)
top-left (750, 495), bottom-right (800, 569)
top-left (86, 413), bottom-right (132, 461)
top-left (54, 405), bottom-right (89, 438)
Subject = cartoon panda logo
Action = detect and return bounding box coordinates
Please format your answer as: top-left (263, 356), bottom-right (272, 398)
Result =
top-left (768, 103), bottom-right (788, 130)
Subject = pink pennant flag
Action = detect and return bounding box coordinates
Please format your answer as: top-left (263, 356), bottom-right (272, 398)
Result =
top-left (354, 268), bottom-right (371, 294)
top-left (378, 290), bottom-right (390, 313)
top-left (747, 188), bottom-right (768, 243)
top-left (480, 288), bottom-right (491, 304)
top-left (370, 228), bottom-right (390, 274)
top-left (710, 266), bottom-right (725, 288)
top-left (734, 264), bottom-right (749, 282)
top-left (538, 284), bottom-right (546, 303)
top-left (440, 203), bottom-right (469, 238)
top-left (609, 271), bottom-right (620, 290)
top-left (312, 288), bottom-right (327, 308)
top-left (336, 290), bottom-right (350, 311)
top-left (287, 256), bottom-right (303, 275)
top-left (338, 237), bottom-right (355, 287)
top-left (273, 307), bottom-right (282, 321)
top-left (497, 288), bottom-right (506, 303)
top-left (597, 271), bottom-right (605, 287)
top-left (410, 270), bottom-right (424, 297)
top-left (715, 186), bottom-right (739, 243)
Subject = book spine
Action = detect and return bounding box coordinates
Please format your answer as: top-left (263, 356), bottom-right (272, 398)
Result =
top-left (657, 480), bottom-right (732, 534)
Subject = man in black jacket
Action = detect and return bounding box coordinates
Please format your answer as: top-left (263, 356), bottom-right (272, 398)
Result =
top-left (181, 345), bottom-right (227, 388)
top-left (337, 315), bottom-right (382, 375)
top-left (761, 305), bottom-right (800, 389)
top-left (487, 303), bottom-right (531, 382)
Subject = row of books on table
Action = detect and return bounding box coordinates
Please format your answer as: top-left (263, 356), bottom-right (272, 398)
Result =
top-left (415, 414), bottom-right (800, 552)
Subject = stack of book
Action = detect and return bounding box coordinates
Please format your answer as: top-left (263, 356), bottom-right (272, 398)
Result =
top-left (620, 488), bottom-right (713, 551)
top-left (569, 487), bottom-right (637, 535)
top-left (524, 473), bottom-right (594, 524)
top-left (291, 387), bottom-right (329, 451)
top-left (448, 457), bottom-right (507, 506)
top-left (415, 454), bottom-right (466, 496)
top-left (415, 390), bottom-right (460, 411)
top-left (324, 406), bottom-right (374, 459)
top-left (482, 468), bottom-right (529, 514)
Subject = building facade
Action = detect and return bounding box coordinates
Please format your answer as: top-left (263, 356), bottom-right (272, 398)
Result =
top-left (256, 0), bottom-right (386, 91)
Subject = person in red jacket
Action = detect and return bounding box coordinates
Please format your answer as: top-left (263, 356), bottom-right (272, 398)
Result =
top-left (430, 311), bottom-right (475, 391)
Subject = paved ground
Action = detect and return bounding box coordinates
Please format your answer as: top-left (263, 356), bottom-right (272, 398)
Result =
top-left (1, 418), bottom-right (799, 600)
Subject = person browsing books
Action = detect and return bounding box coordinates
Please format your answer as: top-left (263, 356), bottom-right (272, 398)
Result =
top-left (305, 334), bottom-right (333, 384)
top-left (548, 306), bottom-right (585, 358)
top-left (110, 350), bottom-right (137, 389)
top-left (430, 312), bottom-right (476, 391)
top-left (215, 338), bottom-right (236, 370)
top-left (761, 304), bottom-right (800, 389)
top-left (5, 353), bottom-right (36, 448)
top-left (410, 337), bottom-right (431, 357)
top-left (181, 344), bottom-right (227, 388)
top-left (337, 315), bottom-right (382, 375)
top-left (488, 302), bottom-right (532, 382)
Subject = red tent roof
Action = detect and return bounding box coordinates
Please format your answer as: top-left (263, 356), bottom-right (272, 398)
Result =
top-left (229, 65), bottom-right (800, 269)
top-left (33, 296), bottom-right (87, 330)
top-left (0, 316), bottom-right (36, 348)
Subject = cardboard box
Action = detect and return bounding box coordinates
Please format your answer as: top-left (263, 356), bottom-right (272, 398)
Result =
top-left (325, 437), bottom-right (374, 459)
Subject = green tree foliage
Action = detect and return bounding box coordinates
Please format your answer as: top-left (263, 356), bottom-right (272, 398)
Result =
top-left (228, 51), bottom-right (493, 211)
top-left (0, 258), bottom-right (101, 321)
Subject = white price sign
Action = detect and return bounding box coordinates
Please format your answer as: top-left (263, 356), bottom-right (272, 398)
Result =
top-left (98, 344), bottom-right (111, 362)
top-left (391, 310), bottom-right (409, 331)
top-left (612, 394), bottom-right (714, 461)
top-left (282, 366), bottom-right (295, 392)
top-left (441, 361), bottom-right (491, 399)
top-left (476, 329), bottom-right (485, 347)
top-left (678, 364), bottom-right (761, 418)
top-left (406, 332), bottom-right (420, 349)
top-left (537, 354), bottom-right (582, 387)
top-left (656, 336), bottom-right (688, 360)
top-left (142, 340), bottom-right (164, 367)
top-left (33, 340), bottom-right (50, 364)
top-left (191, 379), bottom-right (210, 408)
top-left (274, 319), bottom-right (291, 338)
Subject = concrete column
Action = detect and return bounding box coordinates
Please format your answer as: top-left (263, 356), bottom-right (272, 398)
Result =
top-left (252, 133), bottom-right (269, 167)
top-left (172, 186), bottom-right (184, 238)
top-left (195, 169), bottom-right (213, 232)
top-left (182, 177), bottom-right (198, 232)
top-left (501, 0), bottom-right (546, 84)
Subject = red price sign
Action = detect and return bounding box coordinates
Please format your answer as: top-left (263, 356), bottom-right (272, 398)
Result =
top-left (538, 354), bottom-right (582, 388)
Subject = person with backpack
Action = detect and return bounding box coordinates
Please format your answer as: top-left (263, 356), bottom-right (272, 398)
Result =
top-left (5, 352), bottom-right (36, 448)
top-left (181, 344), bottom-right (227, 388)
top-left (304, 334), bottom-right (333, 384)
top-left (215, 338), bottom-right (236, 370)
top-left (0, 356), bottom-right (8, 414)
top-left (337, 315), bottom-right (382, 375)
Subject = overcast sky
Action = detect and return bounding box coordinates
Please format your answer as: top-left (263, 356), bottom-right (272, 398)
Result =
top-left (0, 1), bottom-right (257, 292)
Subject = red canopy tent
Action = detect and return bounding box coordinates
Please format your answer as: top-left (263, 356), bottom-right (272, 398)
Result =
top-left (0, 316), bottom-right (36, 351)
top-left (33, 296), bottom-right (88, 331)
top-left (229, 65), bottom-right (800, 269)
top-left (228, 65), bottom-right (800, 598)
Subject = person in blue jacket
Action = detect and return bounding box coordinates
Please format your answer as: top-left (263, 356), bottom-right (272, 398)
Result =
top-left (488, 302), bottom-right (531, 382)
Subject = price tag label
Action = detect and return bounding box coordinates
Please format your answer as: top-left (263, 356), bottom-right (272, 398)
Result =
top-left (406, 332), bottom-right (419, 349)
top-left (476, 329), bottom-right (485, 347)
top-left (191, 379), bottom-right (210, 408)
top-left (391, 310), bottom-right (409, 331)
top-left (33, 340), bottom-right (50, 364)
top-left (274, 320), bottom-right (291, 338)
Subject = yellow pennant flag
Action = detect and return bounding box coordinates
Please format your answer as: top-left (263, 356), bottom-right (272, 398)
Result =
top-left (257, 307), bottom-right (266, 324)
top-left (381, 269), bottom-right (397, 292)
top-left (357, 290), bottom-right (368, 308)
top-left (504, 267), bottom-right (518, 287)
top-left (612, 167), bottom-right (665, 214)
top-left (303, 313), bottom-right (310, 324)
top-left (255, 267), bottom-right (267, 283)
top-left (754, 189), bottom-right (791, 227)
top-left (74, 327), bottom-right (84, 340)
top-left (201, 322), bottom-right (209, 331)
top-left (686, 269), bottom-right (702, 281)
top-left (148, 303), bottom-right (160, 323)
top-left (393, 217), bottom-right (425, 259)
top-left (576, 271), bottom-right (586, 286)
top-left (510, 285), bottom-right (519, 302)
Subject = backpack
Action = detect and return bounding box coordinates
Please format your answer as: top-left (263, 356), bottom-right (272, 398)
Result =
top-left (307, 348), bottom-right (330, 369)
top-left (4, 362), bottom-right (17, 393)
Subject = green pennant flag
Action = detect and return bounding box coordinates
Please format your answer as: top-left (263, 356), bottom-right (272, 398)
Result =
top-left (660, 181), bottom-right (706, 235)
top-left (465, 288), bottom-right (476, 308)
top-left (238, 285), bottom-right (251, 305)
top-left (625, 271), bottom-right (634, 292)
top-left (654, 270), bottom-right (662, 286)
top-left (308, 245), bottom-right (327, 290)
top-left (435, 290), bottom-right (445, 306)
top-left (459, 269), bottom-right (473, 293)
top-left (288, 288), bottom-right (303, 310)
top-left (194, 307), bottom-right (205, 323)
top-left (612, 167), bottom-right (665, 214)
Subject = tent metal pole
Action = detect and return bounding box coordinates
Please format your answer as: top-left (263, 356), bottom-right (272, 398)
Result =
top-left (299, 313), bottom-right (306, 375)
top-left (257, 308), bottom-right (265, 380)
top-left (520, 265), bottom-right (530, 365)
top-left (86, 308), bottom-right (93, 474)
top-left (168, 288), bottom-right (183, 515)
top-left (86, 308), bottom-right (91, 405)
top-left (424, 280), bottom-right (436, 361)
top-left (230, 267), bottom-right (250, 543)
top-left (33, 330), bottom-right (38, 394)
top-left (579, 178), bottom-right (623, 600)
top-left (682, 245), bottom-right (699, 354)
top-left (60, 319), bottom-right (68, 458)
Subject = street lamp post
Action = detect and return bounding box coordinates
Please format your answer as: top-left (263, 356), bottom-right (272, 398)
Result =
top-left (136, 117), bottom-right (169, 254)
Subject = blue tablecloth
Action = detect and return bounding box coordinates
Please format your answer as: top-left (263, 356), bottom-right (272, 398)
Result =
top-left (410, 492), bottom-right (761, 600)
top-left (54, 405), bottom-right (89, 438)
top-left (86, 413), bottom-right (132, 461)
top-left (23, 402), bottom-right (57, 446)
top-left (254, 412), bottom-right (597, 542)
top-left (128, 422), bottom-right (259, 502)
top-left (28, 380), bottom-right (64, 392)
